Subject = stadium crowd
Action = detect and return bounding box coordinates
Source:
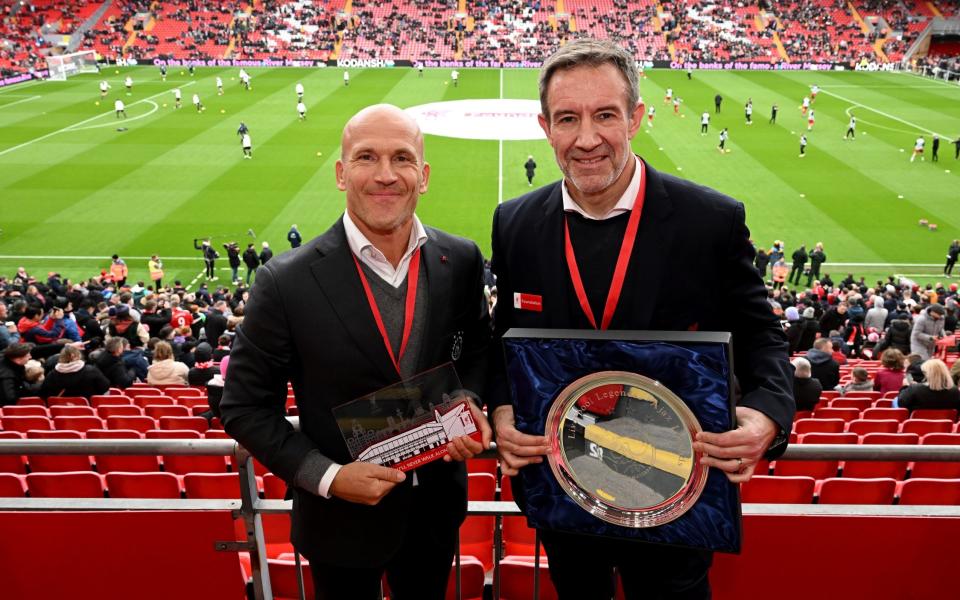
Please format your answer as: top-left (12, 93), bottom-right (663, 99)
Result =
top-left (3, 0), bottom-right (958, 78)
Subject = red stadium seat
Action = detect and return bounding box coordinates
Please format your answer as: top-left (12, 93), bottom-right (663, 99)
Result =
top-left (0, 473), bottom-right (26, 497)
top-left (162, 454), bottom-right (229, 475)
top-left (843, 391), bottom-right (881, 400)
top-left (467, 457), bottom-right (498, 477)
top-left (90, 394), bottom-right (133, 407)
top-left (96, 405), bottom-right (144, 419)
top-left (177, 396), bottom-right (211, 409)
top-left (53, 415), bottom-right (104, 433)
top-left (147, 429), bottom-right (203, 439)
top-left (0, 431), bottom-right (26, 474)
top-left (793, 418), bottom-right (845, 435)
top-left (797, 432), bottom-right (858, 444)
top-left (873, 399), bottom-right (895, 408)
top-left (910, 433), bottom-right (960, 478)
top-left (106, 416), bottom-right (156, 434)
top-left (910, 409), bottom-right (958, 421)
top-left (830, 398), bottom-right (873, 410)
top-left (862, 408), bottom-right (909, 422)
top-left (26, 429), bottom-right (91, 472)
top-left (166, 387), bottom-right (205, 398)
top-left (742, 475), bottom-right (815, 503)
top-left (47, 396), bottom-right (89, 407)
top-left (87, 428), bottom-right (161, 473)
top-left (460, 472), bottom-right (496, 570)
top-left (106, 472), bottom-right (182, 498)
top-left (144, 405), bottom-right (191, 419)
top-left (842, 433), bottom-right (918, 479)
top-left (184, 473), bottom-right (243, 498)
top-left (773, 459), bottom-right (839, 480)
top-left (847, 419), bottom-right (899, 436)
top-left (204, 429), bottom-right (231, 439)
top-left (0, 405), bottom-right (49, 417)
top-left (159, 416), bottom-right (209, 433)
top-left (16, 397), bottom-right (45, 406)
top-left (499, 556), bottom-right (559, 600)
top-left (813, 407), bottom-right (861, 422)
top-left (49, 405), bottom-right (95, 418)
top-left (26, 472), bottom-right (105, 498)
top-left (446, 556), bottom-right (485, 600)
top-left (269, 558), bottom-right (315, 600)
top-left (900, 420), bottom-right (954, 436)
top-left (1, 416), bottom-right (53, 433)
top-left (817, 478), bottom-right (896, 505)
top-left (897, 479), bottom-right (960, 505)
top-left (133, 395), bottom-right (175, 408)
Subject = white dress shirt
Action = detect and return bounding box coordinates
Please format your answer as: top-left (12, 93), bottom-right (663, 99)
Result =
top-left (561, 156), bottom-right (643, 221)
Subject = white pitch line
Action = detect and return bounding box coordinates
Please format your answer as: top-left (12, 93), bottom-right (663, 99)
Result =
top-left (68, 100), bottom-right (159, 131)
top-left (498, 68), bottom-right (504, 205)
top-left (0, 81), bottom-right (194, 158)
top-left (820, 88), bottom-right (949, 138)
top-left (0, 95), bottom-right (40, 109)
top-left (187, 270), bottom-right (207, 289)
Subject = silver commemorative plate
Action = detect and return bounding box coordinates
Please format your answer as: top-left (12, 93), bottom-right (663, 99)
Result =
top-left (545, 370), bottom-right (708, 528)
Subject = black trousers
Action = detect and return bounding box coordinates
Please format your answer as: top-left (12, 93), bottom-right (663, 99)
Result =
top-left (789, 265), bottom-right (804, 284)
top-left (540, 530), bottom-right (713, 600)
top-left (308, 506), bottom-right (457, 600)
top-left (204, 259), bottom-right (215, 278)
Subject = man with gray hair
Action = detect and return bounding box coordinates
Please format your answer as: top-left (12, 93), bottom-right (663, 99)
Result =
top-left (911, 304), bottom-right (946, 360)
top-left (487, 38), bottom-right (793, 599)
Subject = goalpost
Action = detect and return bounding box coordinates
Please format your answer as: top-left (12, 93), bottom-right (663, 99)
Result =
top-left (45, 50), bottom-right (99, 81)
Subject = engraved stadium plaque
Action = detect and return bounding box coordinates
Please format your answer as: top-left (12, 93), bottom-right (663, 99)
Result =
top-left (545, 371), bottom-right (708, 528)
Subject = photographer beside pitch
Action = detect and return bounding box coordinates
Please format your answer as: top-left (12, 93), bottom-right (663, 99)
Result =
top-left (486, 39), bottom-right (793, 599)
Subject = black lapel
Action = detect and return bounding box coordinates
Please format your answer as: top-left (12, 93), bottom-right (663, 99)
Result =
top-left (534, 184), bottom-right (572, 326)
top-left (309, 218), bottom-right (398, 382)
top-left (417, 228), bottom-right (452, 372)
top-left (614, 159), bottom-right (676, 329)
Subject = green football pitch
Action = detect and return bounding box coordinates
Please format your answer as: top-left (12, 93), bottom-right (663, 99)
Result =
top-left (0, 65), bottom-right (958, 289)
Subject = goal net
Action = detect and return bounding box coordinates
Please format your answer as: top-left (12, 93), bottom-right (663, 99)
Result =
top-left (46, 50), bottom-right (99, 81)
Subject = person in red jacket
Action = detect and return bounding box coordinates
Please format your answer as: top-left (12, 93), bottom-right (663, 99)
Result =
top-left (17, 307), bottom-right (65, 345)
top-left (874, 348), bottom-right (906, 396)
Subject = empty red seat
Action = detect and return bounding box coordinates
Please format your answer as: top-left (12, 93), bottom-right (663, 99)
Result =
top-left (741, 475), bottom-right (815, 503)
top-left (0, 473), bottom-right (26, 497)
top-left (0, 406), bottom-right (49, 417)
top-left (842, 433), bottom-right (918, 479)
top-left (106, 472), bottom-right (181, 498)
top-left (0, 416), bottom-right (53, 433)
top-left (862, 408), bottom-right (909, 422)
top-left (53, 416), bottom-right (105, 433)
top-left (159, 416), bottom-right (209, 433)
top-left (26, 429), bottom-right (91, 472)
top-left (467, 458), bottom-right (498, 477)
top-left (268, 558), bottom-right (315, 600)
top-left (162, 454), bottom-right (229, 475)
top-left (446, 556), bottom-right (485, 600)
top-left (133, 395), bottom-right (175, 408)
top-left (15, 397), bottom-right (45, 406)
top-left (830, 398), bottom-right (873, 410)
top-left (204, 429), bottom-right (231, 439)
top-left (177, 396), bottom-right (211, 409)
top-left (843, 391), bottom-right (881, 400)
top-left (813, 407), bottom-right (861, 422)
top-left (499, 556), bottom-right (558, 600)
top-left (773, 459), bottom-right (839, 479)
top-left (817, 477), bottom-right (896, 505)
top-left (793, 419), bottom-right (845, 435)
top-left (897, 479), bottom-right (960, 505)
top-left (26, 472), bottom-right (105, 498)
top-left (90, 394), bottom-right (133, 407)
top-left (47, 397), bottom-right (89, 407)
top-left (911, 409), bottom-right (958, 421)
top-left (106, 416), bottom-right (156, 434)
top-left (49, 406), bottom-right (96, 418)
top-left (0, 431), bottom-right (26, 474)
top-left (900, 420), bottom-right (954, 436)
top-left (96, 405), bottom-right (143, 419)
top-left (262, 473), bottom-right (287, 499)
top-left (873, 399), bottom-right (895, 408)
top-left (847, 419), bottom-right (899, 436)
top-left (911, 433), bottom-right (960, 478)
top-left (147, 429), bottom-right (203, 439)
top-left (461, 472), bottom-right (496, 570)
top-left (145, 405), bottom-right (191, 419)
top-left (797, 432), bottom-right (857, 444)
top-left (184, 473), bottom-right (242, 499)
top-left (165, 387), bottom-right (205, 398)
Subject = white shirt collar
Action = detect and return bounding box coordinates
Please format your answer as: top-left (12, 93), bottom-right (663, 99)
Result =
top-left (561, 155), bottom-right (642, 220)
top-left (343, 211), bottom-right (428, 288)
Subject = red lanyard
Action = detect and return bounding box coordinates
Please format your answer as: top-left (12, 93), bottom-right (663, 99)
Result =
top-left (563, 160), bottom-right (646, 331)
top-left (352, 247), bottom-right (421, 375)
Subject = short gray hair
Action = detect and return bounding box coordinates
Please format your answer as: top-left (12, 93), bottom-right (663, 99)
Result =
top-left (539, 38), bottom-right (639, 119)
top-left (792, 357), bottom-right (812, 378)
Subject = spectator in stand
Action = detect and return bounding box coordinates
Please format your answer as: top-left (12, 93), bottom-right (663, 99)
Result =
top-left (105, 305), bottom-right (148, 349)
top-left (212, 334), bottom-right (232, 362)
top-left (792, 357), bottom-right (822, 411)
top-left (0, 343), bottom-right (40, 406)
top-left (796, 307), bottom-right (819, 351)
top-left (806, 337), bottom-right (840, 391)
top-left (94, 337), bottom-right (136, 389)
top-left (896, 359), bottom-right (960, 412)
top-left (819, 301), bottom-right (848, 337)
top-left (0, 302), bottom-right (20, 352)
top-left (905, 353), bottom-right (925, 385)
top-left (146, 340), bottom-right (189, 385)
top-left (874, 348), bottom-right (906, 396)
top-left (17, 306), bottom-right (66, 346)
top-left (910, 304), bottom-right (946, 360)
top-left (39, 345), bottom-right (110, 399)
top-left (950, 360), bottom-right (960, 387)
top-left (836, 367), bottom-right (873, 395)
top-left (874, 314), bottom-right (913, 356)
top-left (864, 296), bottom-right (888, 333)
top-left (187, 342), bottom-right (217, 386)
top-left (204, 301), bottom-right (230, 344)
top-left (140, 300), bottom-right (170, 337)
top-left (841, 311), bottom-right (867, 358)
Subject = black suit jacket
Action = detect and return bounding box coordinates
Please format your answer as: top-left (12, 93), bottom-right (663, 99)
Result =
top-left (487, 160), bottom-right (794, 438)
top-left (220, 218), bottom-right (490, 566)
